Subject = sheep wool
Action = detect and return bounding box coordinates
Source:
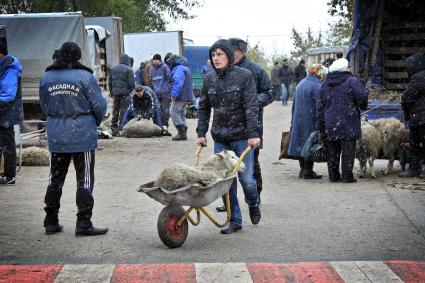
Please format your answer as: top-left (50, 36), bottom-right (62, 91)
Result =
top-left (122, 118), bottom-right (162, 138)
top-left (356, 122), bottom-right (381, 178)
top-left (154, 150), bottom-right (244, 191)
top-left (21, 146), bottom-right (50, 166)
top-left (369, 118), bottom-right (405, 174)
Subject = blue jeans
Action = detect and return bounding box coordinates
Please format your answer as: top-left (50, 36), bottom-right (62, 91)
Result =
top-left (120, 107), bottom-right (163, 129)
top-left (214, 140), bottom-right (259, 226)
top-left (281, 83), bottom-right (290, 105)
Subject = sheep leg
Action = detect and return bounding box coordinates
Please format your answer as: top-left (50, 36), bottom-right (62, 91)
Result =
top-left (383, 158), bottom-right (394, 175)
top-left (359, 159), bottom-right (367, 178)
top-left (369, 158), bottom-right (376, 179)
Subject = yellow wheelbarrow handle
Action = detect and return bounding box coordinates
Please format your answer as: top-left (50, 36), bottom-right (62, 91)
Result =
top-left (232, 146), bottom-right (252, 175)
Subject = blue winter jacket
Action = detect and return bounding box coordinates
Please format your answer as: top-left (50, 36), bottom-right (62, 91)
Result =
top-left (316, 71), bottom-right (368, 141)
top-left (0, 55), bottom-right (23, 127)
top-left (288, 75), bottom-right (321, 157)
top-left (151, 62), bottom-right (171, 96)
top-left (169, 57), bottom-right (194, 102)
top-left (40, 68), bottom-right (107, 153)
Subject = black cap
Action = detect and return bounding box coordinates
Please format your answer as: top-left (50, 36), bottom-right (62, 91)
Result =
top-left (209, 39), bottom-right (234, 69)
top-left (59, 42), bottom-right (81, 61)
top-left (228, 38), bottom-right (248, 53)
top-left (153, 54), bottom-right (161, 61)
top-left (52, 49), bottom-right (60, 60)
top-left (0, 42), bottom-right (8, 55)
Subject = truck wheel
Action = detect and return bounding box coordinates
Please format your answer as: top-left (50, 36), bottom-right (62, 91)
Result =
top-left (157, 205), bottom-right (188, 248)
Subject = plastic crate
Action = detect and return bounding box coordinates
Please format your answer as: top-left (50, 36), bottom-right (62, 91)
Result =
top-left (192, 74), bottom-right (204, 90)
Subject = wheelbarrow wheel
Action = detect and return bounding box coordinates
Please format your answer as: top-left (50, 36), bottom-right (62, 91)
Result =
top-left (157, 205), bottom-right (188, 248)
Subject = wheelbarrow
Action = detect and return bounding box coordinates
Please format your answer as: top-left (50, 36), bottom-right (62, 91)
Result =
top-left (138, 145), bottom-right (251, 248)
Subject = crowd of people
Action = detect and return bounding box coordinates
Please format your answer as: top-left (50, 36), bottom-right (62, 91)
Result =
top-left (0, 37), bottom-right (424, 236)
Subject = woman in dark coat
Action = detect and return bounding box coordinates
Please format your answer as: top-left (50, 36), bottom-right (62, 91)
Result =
top-left (288, 64), bottom-right (328, 179)
top-left (316, 58), bottom-right (368, 183)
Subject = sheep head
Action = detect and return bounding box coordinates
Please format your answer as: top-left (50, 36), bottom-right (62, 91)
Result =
top-left (215, 150), bottom-right (246, 173)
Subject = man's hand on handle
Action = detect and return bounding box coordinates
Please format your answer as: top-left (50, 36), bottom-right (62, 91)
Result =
top-left (248, 138), bottom-right (261, 149)
top-left (197, 137), bottom-right (207, 147)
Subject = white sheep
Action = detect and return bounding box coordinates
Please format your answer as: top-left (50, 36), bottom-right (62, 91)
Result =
top-left (369, 118), bottom-right (405, 174)
top-left (122, 118), bottom-right (162, 138)
top-left (356, 122), bottom-right (381, 178)
top-left (154, 150), bottom-right (245, 191)
top-left (20, 146), bottom-right (50, 166)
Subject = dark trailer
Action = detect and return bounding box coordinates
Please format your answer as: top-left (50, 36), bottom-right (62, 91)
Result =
top-left (348, 0), bottom-right (425, 121)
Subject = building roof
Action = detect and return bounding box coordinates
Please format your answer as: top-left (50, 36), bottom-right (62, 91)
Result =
top-left (306, 46), bottom-right (349, 55)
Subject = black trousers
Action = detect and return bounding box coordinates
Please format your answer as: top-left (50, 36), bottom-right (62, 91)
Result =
top-left (111, 95), bottom-right (130, 129)
top-left (0, 126), bottom-right (16, 178)
top-left (408, 125), bottom-right (425, 171)
top-left (158, 93), bottom-right (171, 127)
top-left (254, 148), bottom-right (262, 195)
top-left (327, 140), bottom-right (356, 182)
top-left (44, 151), bottom-right (95, 227)
top-left (272, 84), bottom-right (281, 101)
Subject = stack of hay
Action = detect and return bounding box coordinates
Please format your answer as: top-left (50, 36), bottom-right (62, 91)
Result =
top-left (122, 118), bottom-right (162, 138)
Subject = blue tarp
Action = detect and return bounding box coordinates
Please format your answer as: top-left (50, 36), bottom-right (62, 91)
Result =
top-left (183, 46), bottom-right (210, 75)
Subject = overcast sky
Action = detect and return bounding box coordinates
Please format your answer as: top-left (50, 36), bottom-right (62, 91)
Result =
top-left (167, 0), bottom-right (333, 57)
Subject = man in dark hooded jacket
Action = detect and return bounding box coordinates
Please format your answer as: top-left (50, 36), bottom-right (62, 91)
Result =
top-left (227, 37), bottom-right (273, 205)
top-left (108, 54), bottom-right (135, 136)
top-left (294, 59), bottom-right (307, 84)
top-left (196, 39), bottom-right (261, 234)
top-left (0, 43), bottom-right (23, 186)
top-left (279, 59), bottom-right (294, 105)
top-left (40, 42), bottom-right (108, 236)
top-left (399, 53), bottom-right (425, 179)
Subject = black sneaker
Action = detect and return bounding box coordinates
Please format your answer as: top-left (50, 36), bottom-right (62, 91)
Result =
top-left (0, 176), bottom-right (15, 186)
top-left (249, 205), bottom-right (261, 225)
top-left (220, 223), bottom-right (242, 234)
top-left (45, 224), bottom-right (64, 235)
top-left (75, 225), bottom-right (108, 236)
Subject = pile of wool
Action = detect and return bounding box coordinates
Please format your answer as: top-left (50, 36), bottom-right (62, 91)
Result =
top-left (20, 146), bottom-right (50, 166)
top-left (154, 150), bottom-right (244, 191)
top-left (122, 118), bottom-right (162, 138)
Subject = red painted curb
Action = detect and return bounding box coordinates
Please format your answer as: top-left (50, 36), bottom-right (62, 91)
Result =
top-left (385, 260), bottom-right (425, 283)
top-left (0, 265), bottom-right (62, 283)
top-left (111, 264), bottom-right (196, 283)
top-left (247, 262), bottom-right (344, 283)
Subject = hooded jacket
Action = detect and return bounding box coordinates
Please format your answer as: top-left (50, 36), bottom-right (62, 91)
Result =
top-left (130, 86), bottom-right (161, 117)
top-left (40, 61), bottom-right (107, 153)
top-left (168, 56), bottom-right (194, 101)
top-left (151, 62), bottom-right (171, 96)
top-left (316, 71), bottom-right (368, 141)
top-left (402, 53), bottom-right (425, 127)
top-left (0, 55), bottom-right (23, 127)
top-left (197, 40), bottom-right (259, 143)
top-left (279, 65), bottom-right (294, 85)
top-left (236, 56), bottom-right (273, 146)
top-left (108, 54), bottom-right (135, 96)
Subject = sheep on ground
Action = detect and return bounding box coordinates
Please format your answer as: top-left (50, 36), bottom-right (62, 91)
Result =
top-left (122, 118), bottom-right (162, 138)
top-left (20, 146), bottom-right (50, 166)
top-left (154, 150), bottom-right (245, 191)
top-left (369, 118), bottom-right (405, 174)
top-left (356, 122), bottom-right (381, 178)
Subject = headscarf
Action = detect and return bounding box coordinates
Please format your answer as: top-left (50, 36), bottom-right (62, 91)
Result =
top-left (329, 58), bottom-right (349, 73)
top-left (308, 64), bottom-right (328, 79)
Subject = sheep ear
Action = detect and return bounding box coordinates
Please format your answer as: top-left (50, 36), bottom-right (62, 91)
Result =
top-left (216, 152), bottom-right (225, 159)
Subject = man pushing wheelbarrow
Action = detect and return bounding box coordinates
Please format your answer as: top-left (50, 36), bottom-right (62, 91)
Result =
top-left (196, 39), bottom-right (261, 234)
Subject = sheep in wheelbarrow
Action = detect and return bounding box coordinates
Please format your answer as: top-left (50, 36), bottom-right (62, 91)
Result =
top-left (154, 150), bottom-right (245, 191)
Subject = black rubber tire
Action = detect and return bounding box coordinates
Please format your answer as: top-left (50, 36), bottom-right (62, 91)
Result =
top-left (157, 205), bottom-right (188, 248)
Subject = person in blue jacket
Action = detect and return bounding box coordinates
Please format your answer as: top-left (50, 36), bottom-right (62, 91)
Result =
top-left (151, 54), bottom-right (172, 131)
top-left (288, 64), bottom-right (328, 179)
top-left (0, 43), bottom-right (23, 186)
top-left (316, 58), bottom-right (368, 183)
top-left (120, 85), bottom-right (169, 136)
top-left (165, 54), bottom-right (194, 141)
top-left (39, 42), bottom-right (108, 236)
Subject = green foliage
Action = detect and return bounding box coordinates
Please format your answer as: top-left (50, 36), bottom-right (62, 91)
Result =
top-left (0, 0), bottom-right (201, 32)
top-left (326, 0), bottom-right (353, 46)
top-left (290, 26), bottom-right (323, 58)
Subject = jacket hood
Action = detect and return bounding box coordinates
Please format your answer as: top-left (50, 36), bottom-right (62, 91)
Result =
top-left (119, 54), bottom-right (132, 66)
top-left (405, 53), bottom-right (425, 76)
top-left (0, 55), bottom-right (22, 74)
top-left (169, 56), bottom-right (189, 69)
top-left (209, 39), bottom-right (234, 71)
top-left (324, 71), bottom-right (352, 87)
